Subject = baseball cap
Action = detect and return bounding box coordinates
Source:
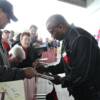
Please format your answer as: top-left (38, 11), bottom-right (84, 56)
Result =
top-left (3, 30), bottom-right (10, 34)
top-left (0, 0), bottom-right (18, 21)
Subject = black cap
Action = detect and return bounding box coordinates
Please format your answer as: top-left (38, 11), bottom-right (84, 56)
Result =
top-left (0, 0), bottom-right (18, 21)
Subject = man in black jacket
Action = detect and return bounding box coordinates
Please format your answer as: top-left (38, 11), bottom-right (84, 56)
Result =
top-left (36, 14), bottom-right (100, 100)
top-left (0, 0), bottom-right (35, 81)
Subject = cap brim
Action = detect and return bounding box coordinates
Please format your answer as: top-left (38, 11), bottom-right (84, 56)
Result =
top-left (11, 14), bottom-right (18, 22)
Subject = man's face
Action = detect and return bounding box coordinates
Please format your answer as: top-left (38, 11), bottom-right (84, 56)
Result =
top-left (47, 24), bottom-right (65, 41)
top-left (0, 9), bottom-right (10, 29)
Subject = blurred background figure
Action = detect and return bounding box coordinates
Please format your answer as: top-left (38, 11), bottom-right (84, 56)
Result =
top-left (29, 25), bottom-right (38, 44)
top-left (9, 30), bottom-right (15, 47)
top-left (9, 32), bottom-right (42, 100)
top-left (12, 33), bottom-right (21, 47)
top-left (9, 32), bottom-right (41, 68)
top-left (2, 30), bottom-right (11, 52)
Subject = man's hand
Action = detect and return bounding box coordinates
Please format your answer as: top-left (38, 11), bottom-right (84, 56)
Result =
top-left (23, 67), bottom-right (36, 79)
top-left (51, 75), bottom-right (62, 85)
top-left (32, 61), bottom-right (47, 74)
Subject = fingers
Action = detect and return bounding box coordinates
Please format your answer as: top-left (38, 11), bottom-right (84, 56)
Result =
top-left (51, 75), bottom-right (61, 85)
top-left (23, 67), bottom-right (37, 79)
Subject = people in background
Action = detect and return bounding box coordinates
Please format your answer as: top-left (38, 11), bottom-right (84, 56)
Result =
top-left (0, 0), bottom-right (35, 82)
top-left (45, 38), bottom-right (52, 48)
top-left (9, 30), bottom-right (15, 47)
top-left (9, 32), bottom-right (41, 68)
top-left (2, 30), bottom-right (11, 52)
top-left (29, 25), bottom-right (38, 44)
top-left (36, 14), bottom-right (100, 100)
top-left (12, 33), bottom-right (21, 47)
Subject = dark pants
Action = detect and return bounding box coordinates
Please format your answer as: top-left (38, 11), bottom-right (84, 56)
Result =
top-left (73, 92), bottom-right (100, 100)
top-left (69, 86), bottom-right (100, 100)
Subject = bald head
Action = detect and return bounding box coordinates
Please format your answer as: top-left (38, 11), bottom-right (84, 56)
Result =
top-left (46, 14), bottom-right (69, 29)
top-left (46, 14), bottom-right (70, 40)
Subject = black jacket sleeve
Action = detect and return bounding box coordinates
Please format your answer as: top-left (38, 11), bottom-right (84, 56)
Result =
top-left (0, 54), bottom-right (25, 82)
top-left (0, 66), bottom-right (25, 82)
top-left (46, 58), bottom-right (65, 75)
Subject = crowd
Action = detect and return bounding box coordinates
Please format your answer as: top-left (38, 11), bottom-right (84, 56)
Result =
top-left (1, 0), bottom-right (100, 100)
top-left (2, 27), bottom-right (60, 66)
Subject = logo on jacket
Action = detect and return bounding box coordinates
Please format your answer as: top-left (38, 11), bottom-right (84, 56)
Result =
top-left (62, 52), bottom-right (71, 64)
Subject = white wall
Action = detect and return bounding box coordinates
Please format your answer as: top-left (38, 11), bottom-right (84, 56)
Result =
top-left (6, 0), bottom-right (100, 39)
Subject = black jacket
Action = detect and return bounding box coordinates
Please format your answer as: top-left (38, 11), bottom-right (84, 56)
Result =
top-left (47, 26), bottom-right (100, 89)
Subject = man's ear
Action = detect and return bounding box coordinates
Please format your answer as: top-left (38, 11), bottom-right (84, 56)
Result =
top-left (58, 24), bottom-right (64, 30)
top-left (58, 24), bottom-right (66, 32)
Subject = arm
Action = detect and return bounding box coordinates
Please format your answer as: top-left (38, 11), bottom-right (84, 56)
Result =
top-left (0, 65), bottom-right (25, 82)
top-left (0, 54), bottom-right (35, 82)
top-left (46, 58), bottom-right (65, 75)
top-left (35, 58), bottom-right (65, 75)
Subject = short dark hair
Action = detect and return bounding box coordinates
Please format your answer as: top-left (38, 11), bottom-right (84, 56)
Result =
top-left (20, 32), bottom-right (31, 39)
